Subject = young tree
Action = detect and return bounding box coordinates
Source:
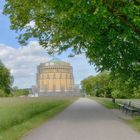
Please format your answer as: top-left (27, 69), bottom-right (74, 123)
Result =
top-left (0, 61), bottom-right (13, 95)
top-left (95, 71), bottom-right (111, 97)
top-left (81, 76), bottom-right (95, 95)
top-left (110, 77), bottom-right (134, 99)
top-left (3, 0), bottom-right (140, 84)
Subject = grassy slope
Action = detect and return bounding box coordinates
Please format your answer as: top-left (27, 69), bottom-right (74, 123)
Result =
top-left (128, 117), bottom-right (140, 133)
top-left (0, 97), bottom-right (76, 140)
top-left (91, 97), bottom-right (119, 109)
top-left (91, 97), bottom-right (140, 133)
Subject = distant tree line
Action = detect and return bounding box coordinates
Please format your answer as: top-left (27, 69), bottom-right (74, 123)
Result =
top-left (81, 71), bottom-right (140, 99)
top-left (0, 60), bottom-right (29, 97)
top-left (12, 86), bottom-right (29, 97)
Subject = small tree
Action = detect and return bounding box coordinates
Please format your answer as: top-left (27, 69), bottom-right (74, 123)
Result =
top-left (0, 60), bottom-right (13, 96)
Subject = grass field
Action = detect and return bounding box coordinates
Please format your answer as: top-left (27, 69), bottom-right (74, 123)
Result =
top-left (91, 97), bottom-right (140, 133)
top-left (91, 97), bottom-right (119, 109)
top-left (0, 97), bottom-right (76, 140)
top-left (128, 117), bottom-right (140, 133)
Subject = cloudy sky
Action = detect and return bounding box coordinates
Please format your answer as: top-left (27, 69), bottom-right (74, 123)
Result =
top-left (0, 0), bottom-right (97, 89)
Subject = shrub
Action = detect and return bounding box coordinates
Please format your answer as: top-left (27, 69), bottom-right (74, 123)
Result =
top-left (0, 89), bottom-right (7, 97)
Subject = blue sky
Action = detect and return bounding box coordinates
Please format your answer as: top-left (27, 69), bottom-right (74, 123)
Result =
top-left (0, 0), bottom-right (97, 88)
top-left (0, 0), bottom-right (20, 48)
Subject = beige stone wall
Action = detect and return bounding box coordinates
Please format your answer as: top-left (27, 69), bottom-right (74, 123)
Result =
top-left (37, 62), bottom-right (74, 93)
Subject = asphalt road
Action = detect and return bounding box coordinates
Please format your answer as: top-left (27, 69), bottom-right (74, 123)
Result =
top-left (21, 98), bottom-right (140, 140)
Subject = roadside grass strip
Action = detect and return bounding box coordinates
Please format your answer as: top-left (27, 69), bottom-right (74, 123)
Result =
top-left (91, 97), bottom-right (118, 109)
top-left (0, 97), bottom-right (76, 140)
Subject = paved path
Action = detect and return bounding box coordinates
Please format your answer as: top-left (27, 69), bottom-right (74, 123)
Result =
top-left (22, 98), bottom-right (140, 140)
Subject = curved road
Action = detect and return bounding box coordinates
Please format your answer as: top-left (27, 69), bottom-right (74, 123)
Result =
top-left (22, 98), bottom-right (140, 140)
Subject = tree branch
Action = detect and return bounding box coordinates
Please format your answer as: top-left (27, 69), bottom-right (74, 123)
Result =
top-left (102, 0), bottom-right (140, 35)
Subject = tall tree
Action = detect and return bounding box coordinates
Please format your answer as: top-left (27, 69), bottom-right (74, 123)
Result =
top-left (109, 76), bottom-right (134, 98)
top-left (3, 0), bottom-right (140, 83)
top-left (0, 60), bottom-right (13, 95)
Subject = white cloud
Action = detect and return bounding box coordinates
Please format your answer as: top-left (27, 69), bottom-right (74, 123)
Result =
top-left (26, 21), bottom-right (36, 28)
top-left (0, 41), bottom-right (97, 88)
top-left (0, 41), bottom-right (51, 88)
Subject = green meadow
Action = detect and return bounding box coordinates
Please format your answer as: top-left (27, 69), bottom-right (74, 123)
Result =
top-left (0, 97), bottom-right (76, 140)
top-left (91, 97), bottom-right (119, 109)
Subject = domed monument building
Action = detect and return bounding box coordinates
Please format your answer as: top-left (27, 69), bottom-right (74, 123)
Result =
top-left (36, 58), bottom-right (79, 96)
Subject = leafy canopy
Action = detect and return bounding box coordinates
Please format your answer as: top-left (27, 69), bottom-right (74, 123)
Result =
top-left (81, 71), bottom-right (111, 97)
top-left (81, 71), bottom-right (138, 98)
top-left (3, 0), bottom-right (140, 82)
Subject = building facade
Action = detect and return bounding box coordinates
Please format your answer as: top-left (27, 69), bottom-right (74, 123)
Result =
top-left (37, 58), bottom-right (75, 95)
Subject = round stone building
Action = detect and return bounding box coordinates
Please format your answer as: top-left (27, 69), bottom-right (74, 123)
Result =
top-left (37, 58), bottom-right (74, 95)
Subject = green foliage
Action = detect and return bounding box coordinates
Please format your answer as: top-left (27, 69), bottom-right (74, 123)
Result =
top-left (111, 90), bottom-right (123, 99)
top-left (81, 71), bottom-right (140, 99)
top-left (0, 61), bottom-right (13, 96)
top-left (81, 71), bottom-right (111, 97)
top-left (3, 0), bottom-right (140, 84)
top-left (0, 89), bottom-right (7, 97)
top-left (12, 89), bottom-right (29, 96)
top-left (109, 76), bottom-right (134, 98)
top-left (81, 76), bottom-right (95, 95)
top-left (133, 86), bottom-right (140, 98)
